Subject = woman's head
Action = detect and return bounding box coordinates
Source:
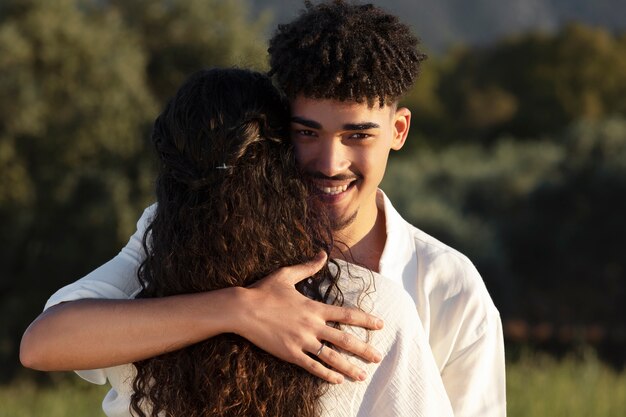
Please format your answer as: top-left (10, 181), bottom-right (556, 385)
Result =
top-left (147, 67), bottom-right (333, 292)
top-left (132, 68), bottom-right (336, 417)
top-left (152, 68), bottom-right (289, 199)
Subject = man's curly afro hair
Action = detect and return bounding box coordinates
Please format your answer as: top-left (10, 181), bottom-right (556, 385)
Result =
top-left (268, 0), bottom-right (427, 107)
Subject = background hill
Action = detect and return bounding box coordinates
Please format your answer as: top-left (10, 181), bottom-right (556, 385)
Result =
top-left (253, 0), bottom-right (626, 52)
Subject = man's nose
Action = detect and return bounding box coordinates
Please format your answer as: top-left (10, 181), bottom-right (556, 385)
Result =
top-left (316, 139), bottom-right (350, 177)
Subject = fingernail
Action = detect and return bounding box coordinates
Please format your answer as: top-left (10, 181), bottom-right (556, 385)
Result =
top-left (373, 352), bottom-right (382, 362)
top-left (335, 375), bottom-right (344, 384)
top-left (375, 319), bottom-right (384, 328)
top-left (358, 370), bottom-right (368, 381)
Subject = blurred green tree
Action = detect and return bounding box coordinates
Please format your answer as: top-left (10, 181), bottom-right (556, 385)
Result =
top-left (106, 0), bottom-right (270, 102)
top-left (399, 55), bottom-right (449, 150)
top-left (0, 0), bottom-right (269, 380)
top-left (0, 0), bottom-right (155, 380)
top-left (507, 118), bottom-right (626, 325)
top-left (412, 24), bottom-right (626, 145)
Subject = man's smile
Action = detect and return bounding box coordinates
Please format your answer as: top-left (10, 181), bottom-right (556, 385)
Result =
top-left (316, 183), bottom-right (349, 195)
top-left (308, 174), bottom-right (360, 201)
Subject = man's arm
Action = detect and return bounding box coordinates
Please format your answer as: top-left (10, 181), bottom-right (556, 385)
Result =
top-left (439, 311), bottom-right (506, 417)
top-left (425, 255), bottom-right (507, 417)
top-left (20, 207), bottom-right (383, 384)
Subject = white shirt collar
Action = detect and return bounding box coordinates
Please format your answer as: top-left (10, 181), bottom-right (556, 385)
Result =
top-left (377, 189), bottom-right (418, 296)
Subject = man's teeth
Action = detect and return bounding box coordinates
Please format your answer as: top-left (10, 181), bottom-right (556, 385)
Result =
top-left (317, 184), bottom-right (349, 195)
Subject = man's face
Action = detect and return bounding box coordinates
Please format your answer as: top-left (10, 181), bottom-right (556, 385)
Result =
top-left (290, 95), bottom-right (410, 236)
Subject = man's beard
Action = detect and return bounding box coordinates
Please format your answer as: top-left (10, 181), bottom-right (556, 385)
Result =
top-left (303, 172), bottom-right (362, 230)
top-left (329, 207), bottom-right (358, 231)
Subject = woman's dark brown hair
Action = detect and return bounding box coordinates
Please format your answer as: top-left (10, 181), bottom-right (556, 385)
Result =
top-left (130, 68), bottom-right (340, 417)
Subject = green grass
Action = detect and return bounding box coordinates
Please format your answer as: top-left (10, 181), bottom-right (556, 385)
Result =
top-left (0, 374), bottom-right (109, 417)
top-left (3, 353), bottom-right (625, 417)
top-left (506, 350), bottom-right (626, 417)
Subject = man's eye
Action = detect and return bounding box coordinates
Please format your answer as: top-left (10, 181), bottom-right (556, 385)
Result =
top-left (295, 129), bottom-right (317, 137)
top-left (348, 133), bottom-right (371, 139)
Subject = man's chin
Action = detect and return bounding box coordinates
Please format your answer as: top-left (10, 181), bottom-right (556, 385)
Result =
top-left (330, 209), bottom-right (358, 232)
top-left (309, 192), bottom-right (359, 232)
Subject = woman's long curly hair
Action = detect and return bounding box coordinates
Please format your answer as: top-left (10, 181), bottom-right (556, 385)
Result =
top-left (130, 68), bottom-right (340, 417)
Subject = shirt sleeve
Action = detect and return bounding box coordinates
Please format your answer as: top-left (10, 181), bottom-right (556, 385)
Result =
top-left (42, 204), bottom-right (155, 385)
top-left (440, 309), bottom-right (506, 417)
top-left (427, 254), bottom-right (507, 417)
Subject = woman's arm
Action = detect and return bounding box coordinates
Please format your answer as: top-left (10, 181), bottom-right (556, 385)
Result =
top-left (20, 251), bottom-right (383, 384)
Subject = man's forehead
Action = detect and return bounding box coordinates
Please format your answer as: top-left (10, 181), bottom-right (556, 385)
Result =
top-left (289, 96), bottom-right (395, 121)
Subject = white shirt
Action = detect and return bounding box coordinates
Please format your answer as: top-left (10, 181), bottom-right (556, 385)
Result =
top-left (377, 191), bottom-right (506, 417)
top-left (45, 189), bottom-right (505, 417)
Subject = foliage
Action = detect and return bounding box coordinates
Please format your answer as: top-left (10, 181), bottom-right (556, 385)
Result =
top-left (507, 118), bottom-right (626, 324)
top-left (0, 0), bottom-right (269, 380)
top-left (104, 0), bottom-right (269, 102)
top-left (0, 0), bottom-right (154, 379)
top-left (403, 24), bottom-right (626, 145)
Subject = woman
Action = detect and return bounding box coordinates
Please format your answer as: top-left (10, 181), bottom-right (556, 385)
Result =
top-left (46, 68), bottom-right (454, 417)
top-left (131, 67), bottom-right (337, 417)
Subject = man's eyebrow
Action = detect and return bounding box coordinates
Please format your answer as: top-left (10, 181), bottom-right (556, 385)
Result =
top-left (290, 117), bottom-right (322, 129)
top-left (343, 122), bottom-right (380, 130)
top-left (291, 118), bottom-right (380, 131)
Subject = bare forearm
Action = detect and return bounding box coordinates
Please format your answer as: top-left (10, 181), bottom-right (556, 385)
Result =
top-left (21, 254), bottom-right (385, 384)
top-left (20, 287), bottom-right (242, 371)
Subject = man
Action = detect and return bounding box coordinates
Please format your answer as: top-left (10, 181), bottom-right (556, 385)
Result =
top-left (21, 2), bottom-right (505, 416)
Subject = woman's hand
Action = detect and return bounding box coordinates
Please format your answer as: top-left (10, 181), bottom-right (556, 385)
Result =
top-left (233, 252), bottom-right (384, 384)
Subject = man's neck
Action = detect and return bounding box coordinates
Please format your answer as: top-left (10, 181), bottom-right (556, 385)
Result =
top-left (331, 197), bottom-right (387, 272)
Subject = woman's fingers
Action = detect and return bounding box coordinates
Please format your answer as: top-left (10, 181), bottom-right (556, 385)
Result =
top-left (324, 304), bottom-right (384, 330)
top-left (295, 352), bottom-right (345, 384)
top-left (311, 341), bottom-right (369, 382)
top-left (319, 326), bottom-right (382, 364)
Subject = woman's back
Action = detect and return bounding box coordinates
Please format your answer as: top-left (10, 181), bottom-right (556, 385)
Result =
top-left (87, 262), bottom-right (453, 417)
top-left (320, 262), bottom-right (454, 417)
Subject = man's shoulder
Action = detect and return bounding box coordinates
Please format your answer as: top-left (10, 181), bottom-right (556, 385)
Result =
top-left (409, 223), bottom-right (475, 270)
top-left (406, 221), bottom-right (490, 303)
top-left (380, 191), bottom-right (494, 311)
top-left (381, 192), bottom-right (479, 286)
top-left (400, 216), bottom-right (500, 354)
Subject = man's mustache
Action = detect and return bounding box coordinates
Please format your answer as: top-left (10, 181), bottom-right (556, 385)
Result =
top-left (304, 172), bottom-right (362, 182)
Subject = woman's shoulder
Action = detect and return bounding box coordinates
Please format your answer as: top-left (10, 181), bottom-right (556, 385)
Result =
top-left (333, 260), bottom-right (419, 336)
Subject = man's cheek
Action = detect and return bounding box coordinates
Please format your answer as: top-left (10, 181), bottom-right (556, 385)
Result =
top-left (293, 145), bottom-right (310, 167)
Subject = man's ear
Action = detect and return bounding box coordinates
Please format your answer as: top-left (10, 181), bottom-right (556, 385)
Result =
top-left (392, 107), bottom-right (411, 150)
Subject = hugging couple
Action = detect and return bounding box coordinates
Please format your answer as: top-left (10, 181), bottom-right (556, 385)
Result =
top-left (21, 2), bottom-right (505, 416)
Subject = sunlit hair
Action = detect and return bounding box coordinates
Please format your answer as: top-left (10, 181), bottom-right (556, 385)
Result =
top-left (268, 0), bottom-right (427, 107)
top-left (130, 68), bottom-right (342, 417)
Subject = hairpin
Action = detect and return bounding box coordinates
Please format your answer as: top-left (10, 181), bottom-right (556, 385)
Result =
top-left (215, 163), bottom-right (233, 169)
